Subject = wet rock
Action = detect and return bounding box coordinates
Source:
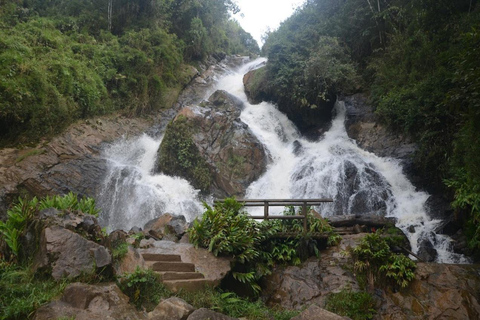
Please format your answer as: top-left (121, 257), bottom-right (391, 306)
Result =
top-left (156, 90), bottom-right (268, 197)
top-left (291, 304), bottom-right (350, 320)
top-left (33, 226), bottom-right (112, 280)
top-left (416, 239), bottom-right (438, 262)
top-left (34, 282), bottom-right (146, 320)
top-left (148, 297), bottom-right (195, 320)
top-left (187, 308), bottom-right (238, 320)
top-left (377, 263), bottom-right (480, 320)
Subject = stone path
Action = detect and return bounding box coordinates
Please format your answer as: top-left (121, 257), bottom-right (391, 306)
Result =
top-left (142, 252), bottom-right (215, 292)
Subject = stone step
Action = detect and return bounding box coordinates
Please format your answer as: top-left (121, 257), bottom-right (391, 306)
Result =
top-left (142, 253), bottom-right (182, 262)
top-left (157, 272), bottom-right (205, 281)
top-left (152, 261), bottom-right (196, 272)
top-left (163, 279), bottom-right (216, 293)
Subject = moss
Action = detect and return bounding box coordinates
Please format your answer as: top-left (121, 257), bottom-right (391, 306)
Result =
top-left (157, 115), bottom-right (212, 192)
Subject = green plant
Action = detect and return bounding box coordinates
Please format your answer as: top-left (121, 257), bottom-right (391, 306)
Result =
top-left (38, 192), bottom-right (100, 216)
top-left (349, 231), bottom-right (416, 291)
top-left (325, 288), bottom-right (377, 320)
top-left (112, 242), bottom-right (129, 262)
top-left (117, 267), bottom-right (171, 311)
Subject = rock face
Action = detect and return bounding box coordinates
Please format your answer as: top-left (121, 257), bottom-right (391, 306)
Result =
top-left (157, 90), bottom-right (267, 197)
top-left (344, 94), bottom-right (416, 161)
top-left (377, 263), bottom-right (480, 320)
top-left (0, 116), bottom-right (153, 220)
top-left (34, 282), bottom-right (147, 320)
top-left (33, 225), bottom-right (111, 280)
top-left (261, 235), bottom-right (362, 309)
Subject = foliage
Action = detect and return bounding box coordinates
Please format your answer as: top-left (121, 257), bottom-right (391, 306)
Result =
top-left (349, 231), bottom-right (416, 292)
top-left (117, 267), bottom-right (171, 311)
top-left (112, 241), bottom-right (129, 262)
top-left (189, 199), bottom-right (339, 295)
top-left (0, 261), bottom-right (67, 320)
top-left (157, 116), bottom-right (212, 192)
top-left (325, 288), bottom-right (377, 320)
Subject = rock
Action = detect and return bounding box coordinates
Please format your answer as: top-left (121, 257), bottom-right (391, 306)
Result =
top-left (156, 90), bottom-right (267, 197)
top-left (114, 246), bottom-right (146, 275)
top-left (416, 239), bottom-right (438, 262)
top-left (261, 235), bottom-right (361, 309)
top-left (144, 214), bottom-right (173, 238)
top-left (33, 226), bottom-right (112, 280)
top-left (243, 65), bottom-right (268, 105)
top-left (377, 263), bottom-right (480, 319)
top-left (166, 215), bottom-right (189, 240)
top-left (139, 241), bottom-right (231, 284)
top-left (148, 297), bottom-right (195, 320)
top-left (290, 304), bottom-right (350, 320)
top-left (187, 308), bottom-right (238, 320)
top-left (34, 282), bottom-right (147, 320)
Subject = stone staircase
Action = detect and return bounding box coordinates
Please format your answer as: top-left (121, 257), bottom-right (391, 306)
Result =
top-left (142, 253), bottom-right (215, 292)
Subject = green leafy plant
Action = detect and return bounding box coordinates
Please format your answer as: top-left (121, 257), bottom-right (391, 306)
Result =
top-left (117, 267), bottom-right (171, 311)
top-left (349, 231), bottom-right (416, 291)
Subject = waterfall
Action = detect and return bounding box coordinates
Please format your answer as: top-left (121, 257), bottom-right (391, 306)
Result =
top-left (97, 57), bottom-right (468, 263)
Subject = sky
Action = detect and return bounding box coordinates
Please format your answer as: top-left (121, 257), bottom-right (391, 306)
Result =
top-left (234, 0), bottom-right (305, 47)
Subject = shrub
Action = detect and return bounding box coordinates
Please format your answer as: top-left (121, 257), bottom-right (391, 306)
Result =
top-left (349, 231), bottom-right (416, 291)
top-left (117, 267), bottom-right (171, 311)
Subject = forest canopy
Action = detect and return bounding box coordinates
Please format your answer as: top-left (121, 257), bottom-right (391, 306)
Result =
top-left (0, 0), bottom-right (259, 146)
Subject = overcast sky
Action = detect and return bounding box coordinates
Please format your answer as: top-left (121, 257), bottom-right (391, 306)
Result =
top-left (234, 0), bottom-right (305, 47)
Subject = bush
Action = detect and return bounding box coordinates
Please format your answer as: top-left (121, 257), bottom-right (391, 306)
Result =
top-left (349, 231), bottom-right (416, 291)
top-left (117, 268), bottom-right (171, 311)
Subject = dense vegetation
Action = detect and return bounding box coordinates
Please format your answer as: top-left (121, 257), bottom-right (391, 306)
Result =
top-left (188, 198), bottom-right (340, 295)
top-left (0, 0), bottom-right (259, 146)
top-left (259, 0), bottom-right (480, 252)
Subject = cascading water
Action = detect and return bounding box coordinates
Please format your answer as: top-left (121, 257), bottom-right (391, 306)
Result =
top-left (98, 57), bottom-right (467, 263)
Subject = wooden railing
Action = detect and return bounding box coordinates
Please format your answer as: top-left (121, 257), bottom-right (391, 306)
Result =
top-left (215, 198), bottom-right (334, 233)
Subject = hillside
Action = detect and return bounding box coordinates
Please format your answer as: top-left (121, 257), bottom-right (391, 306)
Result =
top-left (0, 0), bottom-right (259, 146)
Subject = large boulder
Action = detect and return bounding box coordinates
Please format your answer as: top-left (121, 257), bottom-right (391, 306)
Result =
top-left (156, 90), bottom-right (267, 197)
top-left (33, 225), bottom-right (111, 280)
top-left (377, 263), bottom-right (480, 319)
top-left (34, 282), bottom-right (147, 320)
top-left (114, 246), bottom-right (146, 276)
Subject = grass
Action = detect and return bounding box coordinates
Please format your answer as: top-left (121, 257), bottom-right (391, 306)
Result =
top-left (0, 262), bottom-right (67, 320)
top-left (325, 288), bottom-right (377, 320)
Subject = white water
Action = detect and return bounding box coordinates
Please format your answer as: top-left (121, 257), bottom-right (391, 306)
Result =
top-left (98, 58), bottom-right (468, 263)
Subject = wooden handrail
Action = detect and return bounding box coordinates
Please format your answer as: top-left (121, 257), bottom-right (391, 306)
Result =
top-left (215, 198), bottom-right (334, 233)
